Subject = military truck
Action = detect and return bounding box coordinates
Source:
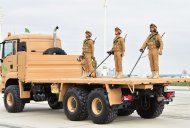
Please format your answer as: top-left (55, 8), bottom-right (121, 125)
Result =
top-left (0, 32), bottom-right (188, 124)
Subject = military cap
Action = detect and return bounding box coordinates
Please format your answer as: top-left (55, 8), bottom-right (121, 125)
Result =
top-left (150, 23), bottom-right (157, 28)
top-left (85, 30), bottom-right (92, 37)
top-left (115, 27), bottom-right (122, 34)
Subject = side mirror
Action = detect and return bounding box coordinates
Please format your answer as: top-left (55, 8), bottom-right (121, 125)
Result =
top-left (0, 43), bottom-right (3, 62)
top-left (0, 41), bottom-right (5, 52)
top-left (0, 42), bottom-right (3, 50)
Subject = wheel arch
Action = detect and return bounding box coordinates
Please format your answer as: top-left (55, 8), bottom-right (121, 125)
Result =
top-left (3, 78), bottom-right (19, 93)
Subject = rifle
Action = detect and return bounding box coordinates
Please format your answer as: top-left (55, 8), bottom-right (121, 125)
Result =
top-left (93, 37), bottom-right (97, 44)
top-left (128, 32), bottom-right (165, 77)
top-left (124, 34), bottom-right (127, 42)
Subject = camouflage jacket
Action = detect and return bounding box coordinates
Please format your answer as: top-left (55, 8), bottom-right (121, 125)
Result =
top-left (112, 36), bottom-right (125, 53)
top-left (141, 33), bottom-right (163, 50)
top-left (82, 39), bottom-right (94, 56)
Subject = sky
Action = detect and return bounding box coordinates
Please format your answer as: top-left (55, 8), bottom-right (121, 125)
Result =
top-left (0, 0), bottom-right (190, 75)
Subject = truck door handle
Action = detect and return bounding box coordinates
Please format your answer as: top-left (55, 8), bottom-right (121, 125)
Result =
top-left (10, 64), bottom-right (13, 69)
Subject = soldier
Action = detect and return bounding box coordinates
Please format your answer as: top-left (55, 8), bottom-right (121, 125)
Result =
top-left (108, 27), bottom-right (125, 78)
top-left (140, 24), bottom-right (163, 79)
top-left (82, 30), bottom-right (95, 78)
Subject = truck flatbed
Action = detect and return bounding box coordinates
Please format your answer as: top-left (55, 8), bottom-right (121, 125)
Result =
top-left (26, 77), bottom-right (190, 85)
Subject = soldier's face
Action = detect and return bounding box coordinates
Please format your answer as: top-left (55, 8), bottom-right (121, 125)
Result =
top-left (85, 34), bottom-right (89, 38)
top-left (115, 31), bottom-right (119, 35)
top-left (150, 27), bottom-right (155, 32)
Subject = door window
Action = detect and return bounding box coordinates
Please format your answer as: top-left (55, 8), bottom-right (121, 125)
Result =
top-left (3, 41), bottom-right (13, 58)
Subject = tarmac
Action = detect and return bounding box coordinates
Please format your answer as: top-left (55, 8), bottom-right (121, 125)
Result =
top-left (0, 86), bottom-right (190, 128)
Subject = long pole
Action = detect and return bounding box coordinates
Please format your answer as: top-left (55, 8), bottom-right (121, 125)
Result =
top-left (103, 0), bottom-right (108, 59)
top-left (103, 0), bottom-right (108, 76)
top-left (89, 54), bottom-right (111, 77)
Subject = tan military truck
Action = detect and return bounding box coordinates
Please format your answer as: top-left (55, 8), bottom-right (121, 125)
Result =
top-left (0, 32), bottom-right (189, 124)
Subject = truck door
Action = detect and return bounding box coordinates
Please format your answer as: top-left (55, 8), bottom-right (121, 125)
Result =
top-left (1, 40), bottom-right (18, 83)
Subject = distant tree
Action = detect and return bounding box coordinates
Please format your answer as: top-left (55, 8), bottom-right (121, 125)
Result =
top-left (182, 70), bottom-right (188, 75)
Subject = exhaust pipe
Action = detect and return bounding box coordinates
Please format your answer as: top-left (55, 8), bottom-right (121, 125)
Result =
top-left (53, 26), bottom-right (59, 47)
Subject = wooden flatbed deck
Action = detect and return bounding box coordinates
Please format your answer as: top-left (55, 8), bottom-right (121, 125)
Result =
top-left (26, 77), bottom-right (190, 85)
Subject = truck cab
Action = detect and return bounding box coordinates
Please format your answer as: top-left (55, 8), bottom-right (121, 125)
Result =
top-left (0, 34), bottom-right (82, 93)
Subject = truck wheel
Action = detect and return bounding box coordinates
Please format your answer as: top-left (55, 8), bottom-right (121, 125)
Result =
top-left (63, 87), bottom-right (89, 121)
top-left (137, 97), bottom-right (164, 119)
top-left (4, 85), bottom-right (25, 113)
top-left (48, 94), bottom-right (63, 109)
top-left (118, 109), bottom-right (134, 116)
top-left (43, 47), bottom-right (67, 55)
top-left (87, 88), bottom-right (118, 124)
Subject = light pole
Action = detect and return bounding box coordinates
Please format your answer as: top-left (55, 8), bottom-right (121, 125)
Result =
top-left (0, 7), bottom-right (4, 42)
top-left (102, 0), bottom-right (108, 76)
top-left (0, 7), bottom-right (3, 60)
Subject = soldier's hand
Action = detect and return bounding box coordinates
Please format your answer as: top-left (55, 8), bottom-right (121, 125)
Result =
top-left (92, 56), bottom-right (95, 60)
top-left (159, 50), bottom-right (163, 55)
top-left (107, 50), bottom-right (114, 55)
top-left (121, 53), bottom-right (124, 57)
top-left (107, 51), bottom-right (111, 54)
top-left (140, 49), bottom-right (144, 53)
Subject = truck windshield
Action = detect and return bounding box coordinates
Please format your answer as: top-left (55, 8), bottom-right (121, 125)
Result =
top-left (3, 41), bottom-right (12, 58)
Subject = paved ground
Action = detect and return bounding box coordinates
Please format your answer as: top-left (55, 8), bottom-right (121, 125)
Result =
top-left (0, 86), bottom-right (190, 128)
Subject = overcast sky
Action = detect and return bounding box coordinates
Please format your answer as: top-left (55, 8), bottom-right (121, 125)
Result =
top-left (0, 0), bottom-right (190, 75)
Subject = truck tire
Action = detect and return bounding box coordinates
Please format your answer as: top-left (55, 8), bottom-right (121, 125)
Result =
top-left (63, 87), bottom-right (89, 121)
top-left (87, 88), bottom-right (118, 124)
top-left (43, 47), bottom-right (67, 55)
top-left (48, 94), bottom-right (63, 109)
top-left (118, 109), bottom-right (134, 116)
top-left (137, 97), bottom-right (164, 119)
top-left (4, 85), bottom-right (25, 113)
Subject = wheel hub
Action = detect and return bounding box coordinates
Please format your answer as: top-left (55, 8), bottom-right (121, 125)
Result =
top-left (92, 98), bottom-right (103, 116)
top-left (7, 93), bottom-right (13, 106)
top-left (67, 96), bottom-right (77, 113)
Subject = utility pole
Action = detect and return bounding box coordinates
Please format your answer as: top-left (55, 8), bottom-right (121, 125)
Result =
top-left (0, 7), bottom-right (4, 42)
top-left (0, 7), bottom-right (4, 61)
top-left (102, 0), bottom-right (108, 76)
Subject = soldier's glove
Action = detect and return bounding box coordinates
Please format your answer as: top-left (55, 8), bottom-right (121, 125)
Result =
top-left (121, 53), bottom-right (124, 57)
top-left (159, 50), bottom-right (163, 55)
top-left (77, 55), bottom-right (83, 61)
top-left (107, 50), bottom-right (114, 55)
top-left (92, 56), bottom-right (95, 60)
top-left (140, 49), bottom-right (144, 53)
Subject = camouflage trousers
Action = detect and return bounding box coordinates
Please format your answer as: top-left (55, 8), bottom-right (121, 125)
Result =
top-left (84, 53), bottom-right (96, 77)
top-left (148, 49), bottom-right (159, 72)
top-left (114, 51), bottom-right (123, 72)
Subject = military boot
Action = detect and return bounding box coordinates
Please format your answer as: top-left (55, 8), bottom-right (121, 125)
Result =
top-left (115, 72), bottom-right (119, 78)
top-left (82, 72), bottom-right (88, 78)
top-left (148, 71), bottom-right (155, 79)
top-left (82, 72), bottom-right (86, 77)
top-left (153, 71), bottom-right (159, 79)
top-left (117, 72), bottom-right (123, 79)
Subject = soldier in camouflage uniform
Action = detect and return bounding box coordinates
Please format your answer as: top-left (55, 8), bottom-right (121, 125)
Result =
top-left (108, 27), bottom-right (125, 78)
top-left (82, 31), bottom-right (95, 78)
top-left (140, 24), bottom-right (163, 79)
